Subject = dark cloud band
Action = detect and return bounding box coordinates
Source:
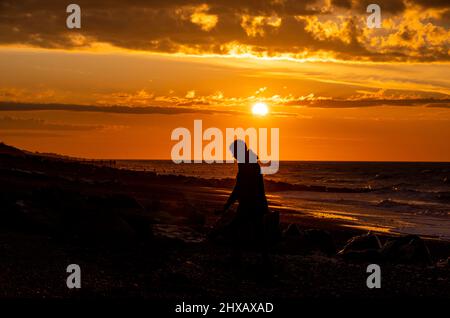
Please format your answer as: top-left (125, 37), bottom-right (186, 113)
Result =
top-left (0, 0), bottom-right (448, 62)
top-left (0, 102), bottom-right (233, 115)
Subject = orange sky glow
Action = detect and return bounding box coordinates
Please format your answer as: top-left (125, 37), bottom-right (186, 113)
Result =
top-left (0, 0), bottom-right (449, 161)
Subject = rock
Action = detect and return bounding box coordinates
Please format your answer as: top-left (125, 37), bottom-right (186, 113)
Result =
top-left (380, 235), bottom-right (433, 265)
top-left (339, 232), bottom-right (382, 253)
top-left (283, 223), bottom-right (301, 237)
top-left (338, 233), bottom-right (433, 265)
top-left (436, 257), bottom-right (450, 268)
top-left (338, 232), bottom-right (382, 262)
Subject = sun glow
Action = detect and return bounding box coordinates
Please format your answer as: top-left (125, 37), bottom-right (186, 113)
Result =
top-left (252, 102), bottom-right (269, 116)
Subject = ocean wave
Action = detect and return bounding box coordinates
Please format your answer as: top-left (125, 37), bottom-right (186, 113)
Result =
top-left (156, 173), bottom-right (375, 193)
top-left (376, 199), bottom-right (418, 209)
top-left (263, 180), bottom-right (374, 193)
top-left (375, 199), bottom-right (449, 215)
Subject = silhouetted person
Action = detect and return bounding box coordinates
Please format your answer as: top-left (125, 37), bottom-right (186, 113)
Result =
top-left (216, 140), bottom-right (270, 268)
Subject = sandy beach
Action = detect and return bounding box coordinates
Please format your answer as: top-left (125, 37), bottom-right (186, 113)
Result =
top-left (0, 143), bottom-right (449, 303)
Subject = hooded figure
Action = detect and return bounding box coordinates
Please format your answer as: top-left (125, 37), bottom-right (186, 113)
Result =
top-left (217, 139), bottom-right (271, 267)
top-left (223, 139), bottom-right (268, 216)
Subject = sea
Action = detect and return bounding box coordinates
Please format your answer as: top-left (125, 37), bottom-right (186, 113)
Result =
top-left (115, 160), bottom-right (450, 240)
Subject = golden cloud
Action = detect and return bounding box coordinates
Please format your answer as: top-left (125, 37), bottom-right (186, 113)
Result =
top-left (190, 4), bottom-right (218, 31)
top-left (240, 15), bottom-right (282, 37)
top-left (0, 0), bottom-right (448, 62)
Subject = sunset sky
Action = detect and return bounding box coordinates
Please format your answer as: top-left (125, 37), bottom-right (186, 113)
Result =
top-left (0, 0), bottom-right (449, 160)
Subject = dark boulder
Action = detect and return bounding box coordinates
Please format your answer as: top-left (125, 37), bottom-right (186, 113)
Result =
top-left (436, 257), bottom-right (450, 268)
top-left (283, 223), bottom-right (302, 237)
top-left (340, 232), bottom-right (382, 252)
top-left (380, 235), bottom-right (433, 265)
top-left (338, 232), bottom-right (382, 262)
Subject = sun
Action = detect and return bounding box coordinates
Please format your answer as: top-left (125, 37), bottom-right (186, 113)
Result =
top-left (252, 102), bottom-right (269, 116)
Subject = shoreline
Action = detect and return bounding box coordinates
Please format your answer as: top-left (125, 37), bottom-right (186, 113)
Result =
top-left (0, 145), bottom-right (449, 299)
top-left (2, 147), bottom-right (449, 245)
